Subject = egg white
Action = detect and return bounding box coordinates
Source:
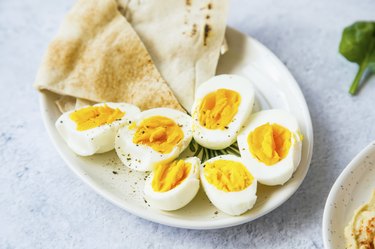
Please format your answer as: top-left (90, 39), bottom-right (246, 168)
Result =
top-left (200, 155), bottom-right (258, 216)
top-left (191, 74), bottom-right (255, 150)
top-left (55, 102), bottom-right (140, 156)
top-left (237, 109), bottom-right (302, 186)
top-left (143, 157), bottom-right (200, 211)
top-left (115, 108), bottom-right (193, 171)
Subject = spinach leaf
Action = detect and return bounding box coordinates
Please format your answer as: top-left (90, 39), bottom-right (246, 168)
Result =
top-left (339, 21), bottom-right (375, 95)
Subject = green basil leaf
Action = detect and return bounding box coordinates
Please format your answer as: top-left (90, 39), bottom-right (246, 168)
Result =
top-left (338, 21), bottom-right (375, 94)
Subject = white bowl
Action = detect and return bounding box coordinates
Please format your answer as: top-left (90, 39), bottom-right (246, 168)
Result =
top-left (323, 141), bottom-right (375, 248)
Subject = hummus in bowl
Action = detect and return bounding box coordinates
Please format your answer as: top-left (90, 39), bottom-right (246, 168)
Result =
top-left (345, 191), bottom-right (375, 249)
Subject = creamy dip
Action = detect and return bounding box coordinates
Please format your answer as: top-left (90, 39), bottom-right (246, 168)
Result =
top-left (345, 191), bottom-right (375, 249)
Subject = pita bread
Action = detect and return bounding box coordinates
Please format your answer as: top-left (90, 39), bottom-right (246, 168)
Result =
top-left (117, 0), bottom-right (229, 110)
top-left (55, 95), bottom-right (97, 113)
top-left (34, 0), bottom-right (184, 112)
top-left (75, 98), bottom-right (96, 109)
top-left (55, 95), bottom-right (76, 113)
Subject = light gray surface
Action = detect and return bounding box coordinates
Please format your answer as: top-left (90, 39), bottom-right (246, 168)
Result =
top-left (1, 0), bottom-right (375, 248)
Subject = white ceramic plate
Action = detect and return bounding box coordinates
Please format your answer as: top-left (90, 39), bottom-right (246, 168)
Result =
top-left (323, 141), bottom-right (375, 248)
top-left (39, 27), bottom-right (313, 229)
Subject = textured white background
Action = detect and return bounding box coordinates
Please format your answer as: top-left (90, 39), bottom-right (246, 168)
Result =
top-left (1, 0), bottom-right (375, 248)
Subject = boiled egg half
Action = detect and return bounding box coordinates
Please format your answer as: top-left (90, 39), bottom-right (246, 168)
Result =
top-left (200, 155), bottom-right (257, 216)
top-left (237, 109), bottom-right (302, 186)
top-left (191, 74), bottom-right (255, 150)
top-left (115, 108), bottom-right (193, 171)
top-left (144, 157), bottom-right (200, 211)
top-left (55, 102), bottom-right (140, 156)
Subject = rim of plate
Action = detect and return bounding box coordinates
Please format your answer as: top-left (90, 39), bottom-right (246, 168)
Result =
top-left (39, 26), bottom-right (314, 230)
top-left (322, 141), bottom-right (375, 248)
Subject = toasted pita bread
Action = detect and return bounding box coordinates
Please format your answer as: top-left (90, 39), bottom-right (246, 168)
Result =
top-left (117, 0), bottom-right (229, 110)
top-left (35, 0), bottom-right (184, 112)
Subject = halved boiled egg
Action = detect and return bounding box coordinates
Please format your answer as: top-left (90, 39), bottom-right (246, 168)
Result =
top-left (144, 157), bottom-right (200, 211)
top-left (191, 74), bottom-right (255, 150)
top-left (115, 108), bottom-right (193, 171)
top-left (55, 102), bottom-right (140, 156)
top-left (237, 109), bottom-right (303, 186)
top-left (200, 155), bottom-right (257, 216)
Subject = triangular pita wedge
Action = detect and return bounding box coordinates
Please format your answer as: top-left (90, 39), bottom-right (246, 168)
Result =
top-left (117, 0), bottom-right (229, 110)
top-left (34, 0), bottom-right (184, 112)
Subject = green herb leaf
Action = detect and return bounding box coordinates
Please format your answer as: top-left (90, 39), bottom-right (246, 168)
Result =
top-left (188, 139), bottom-right (241, 162)
top-left (339, 21), bottom-right (375, 95)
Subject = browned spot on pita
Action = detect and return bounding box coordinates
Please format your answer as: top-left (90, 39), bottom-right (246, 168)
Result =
top-left (191, 24), bottom-right (197, 36)
top-left (203, 24), bottom-right (212, 46)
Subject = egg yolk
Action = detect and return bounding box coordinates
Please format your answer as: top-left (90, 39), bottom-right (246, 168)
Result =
top-left (199, 89), bottom-right (241, 130)
top-left (152, 160), bottom-right (191, 192)
top-left (248, 123), bottom-right (292, 166)
top-left (69, 105), bottom-right (125, 131)
top-left (133, 116), bottom-right (184, 154)
top-left (204, 160), bottom-right (253, 192)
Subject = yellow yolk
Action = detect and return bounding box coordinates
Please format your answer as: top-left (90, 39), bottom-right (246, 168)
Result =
top-left (152, 160), bottom-right (191, 192)
top-left (199, 89), bottom-right (241, 130)
top-left (133, 116), bottom-right (184, 154)
top-left (128, 122), bottom-right (137, 130)
top-left (204, 160), bottom-right (253, 192)
top-left (69, 105), bottom-right (125, 131)
top-left (248, 123), bottom-right (292, 166)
